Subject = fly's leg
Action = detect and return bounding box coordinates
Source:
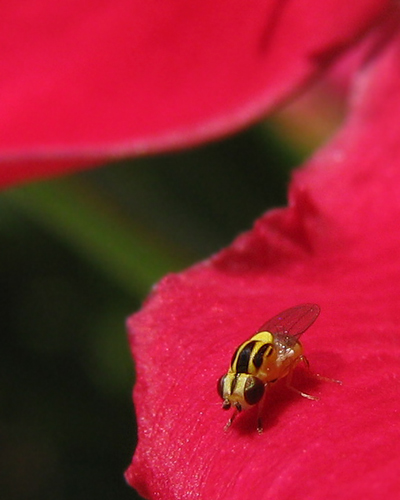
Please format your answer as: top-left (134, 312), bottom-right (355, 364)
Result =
top-left (300, 355), bottom-right (342, 385)
top-left (224, 409), bottom-right (239, 432)
top-left (286, 357), bottom-right (319, 400)
top-left (256, 383), bottom-right (270, 434)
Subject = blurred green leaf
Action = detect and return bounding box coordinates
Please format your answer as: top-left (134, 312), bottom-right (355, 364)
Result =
top-left (2, 178), bottom-right (191, 297)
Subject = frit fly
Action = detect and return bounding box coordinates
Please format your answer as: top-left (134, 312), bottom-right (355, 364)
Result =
top-left (217, 304), bottom-right (339, 433)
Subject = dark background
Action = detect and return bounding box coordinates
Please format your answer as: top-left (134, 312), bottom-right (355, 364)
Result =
top-left (0, 123), bottom-right (304, 500)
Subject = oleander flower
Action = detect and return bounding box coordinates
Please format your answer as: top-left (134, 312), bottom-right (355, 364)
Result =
top-left (3, 2), bottom-right (400, 499)
top-left (123, 4), bottom-right (399, 500)
top-left (0, 1), bottom-right (391, 187)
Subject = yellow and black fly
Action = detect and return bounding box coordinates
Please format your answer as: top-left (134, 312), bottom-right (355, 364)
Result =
top-left (217, 303), bottom-right (334, 433)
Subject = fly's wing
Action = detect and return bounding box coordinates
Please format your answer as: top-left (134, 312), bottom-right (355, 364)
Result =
top-left (257, 304), bottom-right (320, 339)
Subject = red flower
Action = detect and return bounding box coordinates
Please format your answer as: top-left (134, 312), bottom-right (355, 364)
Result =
top-left (0, 0), bottom-right (391, 187)
top-left (122, 4), bottom-right (400, 500)
top-left (4, 2), bottom-right (400, 499)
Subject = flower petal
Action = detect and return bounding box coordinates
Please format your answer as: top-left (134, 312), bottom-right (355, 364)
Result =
top-left (0, 1), bottom-right (391, 187)
top-left (126, 20), bottom-right (400, 500)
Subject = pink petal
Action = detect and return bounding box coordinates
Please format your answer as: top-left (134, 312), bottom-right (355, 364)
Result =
top-left (126, 20), bottom-right (400, 500)
top-left (0, 158), bottom-right (99, 188)
top-left (0, 1), bottom-right (392, 187)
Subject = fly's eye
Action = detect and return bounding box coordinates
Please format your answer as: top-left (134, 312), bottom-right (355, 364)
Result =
top-left (217, 375), bottom-right (226, 399)
top-left (244, 377), bottom-right (265, 405)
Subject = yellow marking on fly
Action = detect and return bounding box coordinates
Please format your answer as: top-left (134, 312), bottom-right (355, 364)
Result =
top-left (217, 303), bottom-right (338, 433)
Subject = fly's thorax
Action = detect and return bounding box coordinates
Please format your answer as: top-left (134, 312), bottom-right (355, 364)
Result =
top-left (217, 372), bottom-right (265, 410)
top-left (230, 331), bottom-right (277, 378)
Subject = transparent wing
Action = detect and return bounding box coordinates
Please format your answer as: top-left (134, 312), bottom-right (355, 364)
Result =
top-left (257, 303), bottom-right (320, 339)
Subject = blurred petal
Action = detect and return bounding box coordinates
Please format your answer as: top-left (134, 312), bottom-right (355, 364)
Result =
top-left (0, 0), bottom-right (392, 187)
top-left (0, 158), bottom-right (98, 188)
top-left (126, 21), bottom-right (400, 500)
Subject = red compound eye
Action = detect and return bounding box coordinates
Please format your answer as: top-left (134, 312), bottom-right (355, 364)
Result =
top-left (244, 377), bottom-right (264, 405)
top-left (217, 375), bottom-right (226, 399)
